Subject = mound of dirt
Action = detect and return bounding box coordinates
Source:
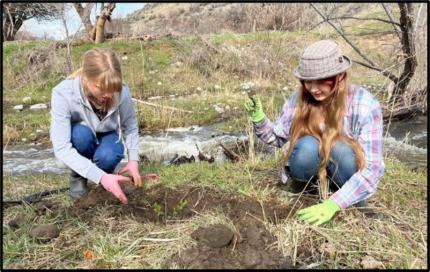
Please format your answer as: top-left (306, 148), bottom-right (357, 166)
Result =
top-left (168, 218), bottom-right (295, 269)
top-left (64, 182), bottom-right (314, 268)
top-left (191, 224), bottom-right (235, 248)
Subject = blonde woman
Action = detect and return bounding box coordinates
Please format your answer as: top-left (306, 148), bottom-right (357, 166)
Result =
top-left (245, 40), bottom-right (385, 225)
top-left (50, 48), bottom-right (141, 204)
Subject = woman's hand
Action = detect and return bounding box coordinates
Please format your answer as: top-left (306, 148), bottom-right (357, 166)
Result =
top-left (244, 95), bottom-right (265, 123)
top-left (100, 174), bottom-right (130, 204)
top-left (118, 160), bottom-right (142, 188)
top-left (298, 199), bottom-right (340, 225)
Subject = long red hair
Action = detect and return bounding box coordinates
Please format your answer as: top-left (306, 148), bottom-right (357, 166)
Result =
top-left (285, 73), bottom-right (365, 199)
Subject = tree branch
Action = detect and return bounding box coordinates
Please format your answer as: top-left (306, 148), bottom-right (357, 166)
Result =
top-left (310, 4), bottom-right (378, 67)
top-left (413, 3), bottom-right (424, 34)
top-left (5, 5), bottom-right (15, 40)
top-left (310, 3), bottom-right (399, 85)
top-left (73, 3), bottom-right (94, 36)
top-left (381, 3), bottom-right (403, 41)
top-left (327, 16), bottom-right (401, 26)
top-left (351, 59), bottom-right (399, 83)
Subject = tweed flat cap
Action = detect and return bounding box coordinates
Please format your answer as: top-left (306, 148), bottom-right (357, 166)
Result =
top-left (293, 40), bottom-right (352, 80)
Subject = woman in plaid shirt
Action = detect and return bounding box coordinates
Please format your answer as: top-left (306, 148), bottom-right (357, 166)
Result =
top-left (245, 40), bottom-right (385, 226)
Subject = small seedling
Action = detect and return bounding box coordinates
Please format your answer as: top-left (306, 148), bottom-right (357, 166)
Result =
top-left (153, 202), bottom-right (163, 219)
top-left (173, 199), bottom-right (188, 216)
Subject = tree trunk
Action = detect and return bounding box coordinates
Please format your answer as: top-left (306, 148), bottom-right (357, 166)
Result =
top-left (94, 16), bottom-right (105, 43)
top-left (3, 20), bottom-right (13, 41)
top-left (389, 3), bottom-right (418, 106)
top-left (94, 3), bottom-right (115, 44)
top-left (3, 4), bottom-right (23, 41)
top-left (3, 18), bottom-right (23, 41)
top-left (90, 17), bottom-right (98, 41)
top-left (73, 3), bottom-right (94, 39)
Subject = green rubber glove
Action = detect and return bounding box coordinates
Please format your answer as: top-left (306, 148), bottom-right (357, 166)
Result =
top-left (298, 199), bottom-right (340, 226)
top-left (244, 95), bottom-right (265, 123)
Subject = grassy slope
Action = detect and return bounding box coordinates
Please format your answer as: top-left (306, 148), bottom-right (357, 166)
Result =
top-left (3, 17), bottom-right (396, 144)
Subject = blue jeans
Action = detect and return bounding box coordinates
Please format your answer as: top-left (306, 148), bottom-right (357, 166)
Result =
top-left (71, 123), bottom-right (124, 174)
top-left (288, 135), bottom-right (357, 190)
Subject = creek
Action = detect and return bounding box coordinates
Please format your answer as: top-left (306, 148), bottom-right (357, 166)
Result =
top-left (3, 115), bottom-right (427, 176)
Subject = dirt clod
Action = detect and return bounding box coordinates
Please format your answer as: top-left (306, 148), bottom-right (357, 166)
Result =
top-left (191, 224), bottom-right (234, 248)
top-left (30, 224), bottom-right (60, 240)
top-left (8, 213), bottom-right (26, 229)
top-left (33, 200), bottom-right (60, 216)
top-left (169, 217), bottom-right (295, 269)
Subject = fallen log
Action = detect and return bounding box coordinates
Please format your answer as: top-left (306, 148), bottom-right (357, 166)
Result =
top-left (219, 143), bottom-right (240, 162)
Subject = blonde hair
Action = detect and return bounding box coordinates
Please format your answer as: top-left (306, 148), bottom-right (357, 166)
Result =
top-left (285, 73), bottom-right (366, 199)
top-left (69, 48), bottom-right (122, 111)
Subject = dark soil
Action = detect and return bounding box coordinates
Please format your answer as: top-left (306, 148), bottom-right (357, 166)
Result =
top-left (68, 182), bottom-right (314, 225)
top-left (33, 199), bottom-right (62, 217)
top-left (63, 182), bottom-right (315, 268)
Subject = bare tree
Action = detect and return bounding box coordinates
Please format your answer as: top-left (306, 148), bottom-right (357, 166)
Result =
top-left (73, 2), bottom-right (115, 43)
top-left (73, 3), bottom-right (94, 38)
top-left (310, 3), bottom-right (422, 117)
top-left (2, 3), bottom-right (61, 41)
top-left (393, 3), bottom-right (418, 107)
top-left (94, 3), bottom-right (116, 43)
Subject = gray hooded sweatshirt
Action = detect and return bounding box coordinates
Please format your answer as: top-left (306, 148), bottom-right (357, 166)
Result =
top-left (50, 76), bottom-right (140, 184)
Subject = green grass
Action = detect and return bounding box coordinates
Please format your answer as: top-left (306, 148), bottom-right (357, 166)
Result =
top-left (2, 40), bottom-right (52, 58)
top-left (342, 19), bottom-right (394, 36)
top-left (3, 111), bottom-right (51, 144)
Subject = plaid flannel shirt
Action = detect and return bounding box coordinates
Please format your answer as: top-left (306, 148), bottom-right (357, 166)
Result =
top-left (253, 85), bottom-right (385, 209)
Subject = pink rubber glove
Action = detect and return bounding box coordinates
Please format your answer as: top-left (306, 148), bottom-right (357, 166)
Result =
top-left (100, 174), bottom-right (130, 204)
top-left (118, 160), bottom-right (142, 188)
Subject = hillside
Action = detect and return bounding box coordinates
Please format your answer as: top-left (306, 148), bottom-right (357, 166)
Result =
top-left (125, 3), bottom-right (376, 36)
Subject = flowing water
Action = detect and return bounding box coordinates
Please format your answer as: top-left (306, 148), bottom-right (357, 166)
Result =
top-left (3, 126), bottom-right (249, 176)
top-left (3, 115), bottom-right (427, 176)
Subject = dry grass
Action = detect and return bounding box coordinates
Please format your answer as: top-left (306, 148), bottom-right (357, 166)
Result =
top-left (271, 157), bottom-right (427, 269)
top-left (3, 155), bottom-right (427, 269)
